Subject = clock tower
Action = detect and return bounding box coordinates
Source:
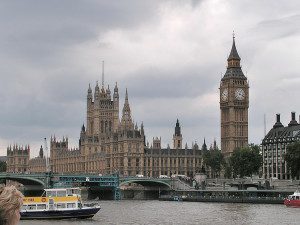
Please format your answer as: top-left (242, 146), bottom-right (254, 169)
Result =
top-left (220, 35), bottom-right (249, 157)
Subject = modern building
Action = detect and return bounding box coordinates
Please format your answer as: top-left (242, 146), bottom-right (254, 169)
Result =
top-left (220, 36), bottom-right (249, 156)
top-left (262, 112), bottom-right (300, 180)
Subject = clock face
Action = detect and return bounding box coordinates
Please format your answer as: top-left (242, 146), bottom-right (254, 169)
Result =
top-left (221, 89), bottom-right (228, 101)
top-left (235, 88), bottom-right (245, 100)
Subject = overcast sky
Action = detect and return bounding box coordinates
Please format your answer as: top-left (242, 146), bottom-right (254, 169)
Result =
top-left (1, 0), bottom-right (300, 157)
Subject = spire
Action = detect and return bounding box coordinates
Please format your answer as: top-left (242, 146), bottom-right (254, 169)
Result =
top-left (222, 34), bottom-right (246, 80)
top-left (95, 81), bottom-right (100, 95)
top-left (39, 145), bottom-right (44, 158)
top-left (87, 83), bottom-right (92, 99)
top-left (174, 119), bottom-right (181, 136)
top-left (81, 123), bottom-right (85, 132)
top-left (141, 122), bottom-right (144, 134)
top-left (102, 60), bottom-right (104, 88)
top-left (121, 88), bottom-right (133, 130)
top-left (227, 32), bottom-right (241, 61)
top-left (125, 88), bottom-right (128, 101)
top-left (201, 138), bottom-right (207, 151)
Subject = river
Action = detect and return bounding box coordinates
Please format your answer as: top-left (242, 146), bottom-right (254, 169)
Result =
top-left (20, 200), bottom-right (299, 225)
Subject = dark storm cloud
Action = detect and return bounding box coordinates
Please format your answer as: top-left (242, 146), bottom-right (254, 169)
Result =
top-left (123, 65), bottom-right (219, 99)
top-left (0, 0), bottom-right (161, 62)
top-left (1, 0), bottom-right (300, 155)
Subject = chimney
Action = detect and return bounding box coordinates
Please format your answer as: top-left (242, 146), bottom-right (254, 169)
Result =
top-left (273, 113), bottom-right (284, 128)
top-left (288, 111), bottom-right (298, 127)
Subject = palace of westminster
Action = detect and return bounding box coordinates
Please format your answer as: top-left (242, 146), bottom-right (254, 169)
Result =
top-left (6, 37), bottom-right (299, 180)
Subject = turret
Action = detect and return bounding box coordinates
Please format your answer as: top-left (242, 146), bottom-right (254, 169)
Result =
top-left (113, 82), bottom-right (119, 132)
top-left (173, 119), bottom-right (183, 149)
top-left (106, 85), bottom-right (111, 99)
top-left (87, 84), bottom-right (93, 103)
top-left (94, 82), bottom-right (100, 107)
top-left (121, 88), bottom-right (134, 130)
top-left (39, 145), bottom-right (44, 158)
top-left (201, 138), bottom-right (208, 151)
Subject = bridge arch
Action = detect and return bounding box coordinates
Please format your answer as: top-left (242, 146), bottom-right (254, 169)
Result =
top-left (119, 179), bottom-right (171, 188)
top-left (0, 174), bottom-right (46, 187)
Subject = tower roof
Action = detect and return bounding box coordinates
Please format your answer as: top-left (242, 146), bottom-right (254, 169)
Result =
top-left (227, 36), bottom-right (241, 61)
top-left (222, 35), bottom-right (246, 80)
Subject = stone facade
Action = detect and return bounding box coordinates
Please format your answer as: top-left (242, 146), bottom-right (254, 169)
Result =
top-left (28, 146), bottom-right (46, 173)
top-left (220, 37), bottom-right (249, 156)
top-left (262, 112), bottom-right (300, 180)
top-left (6, 145), bottom-right (30, 173)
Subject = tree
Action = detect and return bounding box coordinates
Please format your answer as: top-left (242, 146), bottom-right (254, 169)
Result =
top-left (229, 145), bottom-right (262, 178)
top-left (203, 149), bottom-right (224, 178)
top-left (284, 141), bottom-right (300, 179)
top-left (0, 161), bottom-right (7, 172)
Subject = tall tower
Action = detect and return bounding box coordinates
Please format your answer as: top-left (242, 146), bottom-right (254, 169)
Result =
top-left (173, 119), bottom-right (183, 149)
top-left (220, 35), bottom-right (249, 156)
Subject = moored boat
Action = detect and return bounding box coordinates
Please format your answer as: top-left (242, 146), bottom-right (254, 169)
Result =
top-left (284, 190), bottom-right (300, 207)
top-left (21, 187), bottom-right (100, 220)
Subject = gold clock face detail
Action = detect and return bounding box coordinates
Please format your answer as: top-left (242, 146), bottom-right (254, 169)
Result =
top-left (235, 88), bottom-right (245, 100)
top-left (221, 89), bottom-right (228, 101)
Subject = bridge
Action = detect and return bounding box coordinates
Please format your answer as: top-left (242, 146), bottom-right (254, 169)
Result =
top-left (0, 172), bottom-right (175, 199)
top-left (120, 177), bottom-right (172, 188)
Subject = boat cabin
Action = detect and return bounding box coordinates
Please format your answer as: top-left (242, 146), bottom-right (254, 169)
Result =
top-left (22, 188), bottom-right (82, 212)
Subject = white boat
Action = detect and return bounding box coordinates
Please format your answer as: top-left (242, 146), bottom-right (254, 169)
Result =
top-left (21, 187), bottom-right (100, 220)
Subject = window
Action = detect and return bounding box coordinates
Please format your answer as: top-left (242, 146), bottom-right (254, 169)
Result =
top-left (56, 203), bottom-right (66, 209)
top-left (28, 204), bottom-right (36, 210)
top-left (67, 203), bottom-right (76, 208)
top-left (37, 204), bottom-right (46, 210)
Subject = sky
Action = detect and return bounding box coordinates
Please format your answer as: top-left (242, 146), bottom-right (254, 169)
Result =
top-left (1, 0), bottom-right (300, 157)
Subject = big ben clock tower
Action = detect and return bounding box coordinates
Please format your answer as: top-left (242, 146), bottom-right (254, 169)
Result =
top-left (220, 35), bottom-right (249, 157)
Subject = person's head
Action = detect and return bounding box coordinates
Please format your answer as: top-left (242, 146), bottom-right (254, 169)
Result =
top-left (0, 186), bottom-right (24, 225)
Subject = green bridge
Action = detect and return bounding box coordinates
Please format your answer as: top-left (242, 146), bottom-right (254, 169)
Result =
top-left (0, 172), bottom-right (173, 200)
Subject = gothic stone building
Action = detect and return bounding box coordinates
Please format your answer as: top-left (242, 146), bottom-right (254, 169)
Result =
top-left (50, 83), bottom-right (144, 176)
top-left (262, 112), bottom-right (300, 180)
top-left (6, 145), bottom-right (30, 173)
top-left (220, 36), bottom-right (249, 156)
top-left (49, 81), bottom-right (204, 177)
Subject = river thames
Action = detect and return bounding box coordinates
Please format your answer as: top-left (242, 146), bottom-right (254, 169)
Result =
top-left (20, 200), bottom-right (299, 225)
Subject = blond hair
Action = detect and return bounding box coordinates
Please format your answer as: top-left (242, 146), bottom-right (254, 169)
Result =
top-left (0, 186), bottom-right (24, 225)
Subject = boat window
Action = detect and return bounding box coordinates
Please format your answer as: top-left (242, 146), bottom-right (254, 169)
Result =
top-left (46, 191), bottom-right (56, 197)
top-left (37, 204), bottom-right (47, 210)
top-left (28, 204), bottom-right (37, 210)
top-left (67, 203), bottom-right (76, 208)
top-left (56, 203), bottom-right (66, 209)
top-left (296, 196), bottom-right (299, 200)
top-left (67, 188), bottom-right (80, 196)
top-left (57, 190), bottom-right (66, 197)
top-left (49, 199), bottom-right (54, 204)
top-left (21, 205), bottom-right (27, 210)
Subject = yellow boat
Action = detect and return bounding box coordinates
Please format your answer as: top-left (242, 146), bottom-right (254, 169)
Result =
top-left (21, 188), bottom-right (100, 220)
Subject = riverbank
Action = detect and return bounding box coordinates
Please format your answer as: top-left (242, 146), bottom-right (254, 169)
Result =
top-left (159, 189), bottom-right (293, 204)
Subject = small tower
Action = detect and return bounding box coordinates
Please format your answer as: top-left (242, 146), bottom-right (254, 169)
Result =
top-left (39, 145), bottom-right (44, 158)
top-left (121, 89), bottom-right (134, 130)
top-left (153, 137), bottom-right (161, 149)
top-left (113, 82), bottom-right (119, 132)
top-left (173, 119), bottom-right (182, 149)
top-left (201, 138), bottom-right (208, 151)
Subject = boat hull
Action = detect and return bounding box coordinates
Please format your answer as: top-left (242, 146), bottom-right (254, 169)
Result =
top-left (20, 207), bottom-right (100, 220)
top-left (284, 199), bottom-right (300, 208)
